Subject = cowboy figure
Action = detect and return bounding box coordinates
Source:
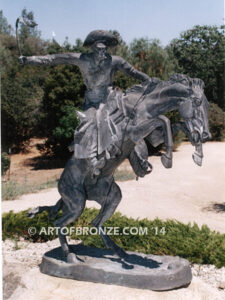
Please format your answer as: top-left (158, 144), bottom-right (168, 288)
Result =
top-left (19, 30), bottom-right (151, 175)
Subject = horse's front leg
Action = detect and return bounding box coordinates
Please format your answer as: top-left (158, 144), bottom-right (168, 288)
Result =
top-left (128, 116), bottom-right (174, 168)
top-left (158, 115), bottom-right (173, 168)
top-left (192, 142), bottom-right (203, 166)
top-left (172, 122), bottom-right (203, 166)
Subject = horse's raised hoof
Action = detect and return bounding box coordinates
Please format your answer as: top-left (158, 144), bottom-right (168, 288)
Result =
top-left (161, 154), bottom-right (172, 168)
top-left (192, 153), bottom-right (202, 166)
top-left (67, 252), bottom-right (79, 264)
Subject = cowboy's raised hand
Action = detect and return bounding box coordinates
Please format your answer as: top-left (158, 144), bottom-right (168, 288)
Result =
top-left (18, 56), bottom-right (26, 65)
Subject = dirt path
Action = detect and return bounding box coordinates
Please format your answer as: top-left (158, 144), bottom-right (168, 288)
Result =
top-left (4, 138), bottom-right (63, 185)
top-left (2, 142), bottom-right (225, 233)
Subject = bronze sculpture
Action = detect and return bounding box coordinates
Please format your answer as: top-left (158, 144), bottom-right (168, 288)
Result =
top-left (19, 30), bottom-right (211, 290)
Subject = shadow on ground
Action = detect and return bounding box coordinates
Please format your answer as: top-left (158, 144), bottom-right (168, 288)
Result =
top-left (23, 156), bottom-right (67, 170)
top-left (202, 202), bottom-right (225, 213)
top-left (45, 244), bottom-right (161, 270)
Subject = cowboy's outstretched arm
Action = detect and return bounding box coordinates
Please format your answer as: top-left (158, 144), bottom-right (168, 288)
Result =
top-left (113, 56), bottom-right (150, 82)
top-left (19, 53), bottom-right (81, 66)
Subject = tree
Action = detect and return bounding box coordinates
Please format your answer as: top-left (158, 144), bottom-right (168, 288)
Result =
top-left (1, 10), bottom-right (47, 151)
top-left (19, 8), bottom-right (40, 40)
top-left (129, 38), bottom-right (175, 80)
top-left (0, 10), bottom-right (13, 34)
top-left (1, 65), bottom-right (44, 151)
top-left (168, 25), bottom-right (225, 110)
top-left (41, 64), bottom-right (85, 157)
top-left (108, 30), bottom-right (129, 59)
top-left (1, 152), bottom-right (10, 176)
top-left (208, 103), bottom-right (225, 141)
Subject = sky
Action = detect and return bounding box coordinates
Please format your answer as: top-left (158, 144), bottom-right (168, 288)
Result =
top-left (2, 0), bottom-right (225, 46)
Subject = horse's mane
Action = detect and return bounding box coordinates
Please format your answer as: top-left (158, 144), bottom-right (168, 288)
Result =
top-left (170, 74), bottom-right (209, 109)
top-left (121, 73), bottom-right (208, 120)
top-left (169, 73), bottom-right (205, 90)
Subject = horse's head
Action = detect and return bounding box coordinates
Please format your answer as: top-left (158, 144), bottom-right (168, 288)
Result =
top-left (171, 74), bottom-right (211, 145)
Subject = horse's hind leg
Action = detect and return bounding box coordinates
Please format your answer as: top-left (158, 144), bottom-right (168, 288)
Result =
top-left (91, 181), bottom-right (127, 259)
top-left (27, 198), bottom-right (63, 219)
top-left (91, 181), bottom-right (121, 228)
top-left (54, 186), bottom-right (86, 263)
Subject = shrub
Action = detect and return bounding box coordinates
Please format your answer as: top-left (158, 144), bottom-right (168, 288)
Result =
top-left (167, 25), bottom-right (225, 110)
top-left (209, 102), bottom-right (225, 141)
top-left (1, 152), bottom-right (10, 175)
top-left (2, 208), bottom-right (225, 267)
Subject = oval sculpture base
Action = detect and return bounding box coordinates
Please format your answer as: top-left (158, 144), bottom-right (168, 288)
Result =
top-left (40, 245), bottom-right (192, 291)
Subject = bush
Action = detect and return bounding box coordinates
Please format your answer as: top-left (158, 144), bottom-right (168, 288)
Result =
top-left (2, 208), bottom-right (225, 267)
top-left (1, 152), bottom-right (10, 175)
top-left (209, 102), bottom-right (225, 141)
top-left (41, 65), bottom-right (85, 157)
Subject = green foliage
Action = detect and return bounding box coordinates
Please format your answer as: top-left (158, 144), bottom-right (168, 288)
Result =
top-left (108, 30), bottom-right (129, 59)
top-left (19, 8), bottom-right (41, 40)
top-left (167, 25), bottom-right (225, 140)
top-left (2, 208), bottom-right (225, 267)
top-left (2, 178), bottom-right (58, 200)
top-left (1, 10), bottom-right (47, 151)
top-left (53, 106), bottom-right (79, 139)
top-left (1, 64), bottom-right (45, 151)
top-left (50, 105), bottom-right (80, 157)
top-left (168, 25), bottom-right (225, 110)
top-left (165, 110), bottom-right (186, 148)
top-left (0, 32), bottom-right (17, 75)
top-left (0, 10), bottom-right (13, 34)
top-left (41, 64), bottom-right (85, 156)
top-left (113, 71), bottom-right (139, 91)
top-left (1, 152), bottom-right (10, 175)
top-left (209, 103), bottom-right (225, 141)
top-left (129, 38), bottom-right (175, 79)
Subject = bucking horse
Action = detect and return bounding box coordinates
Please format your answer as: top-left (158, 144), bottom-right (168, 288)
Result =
top-left (28, 73), bottom-right (211, 263)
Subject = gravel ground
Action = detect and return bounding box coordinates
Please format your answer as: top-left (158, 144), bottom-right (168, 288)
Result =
top-left (2, 239), bottom-right (225, 299)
